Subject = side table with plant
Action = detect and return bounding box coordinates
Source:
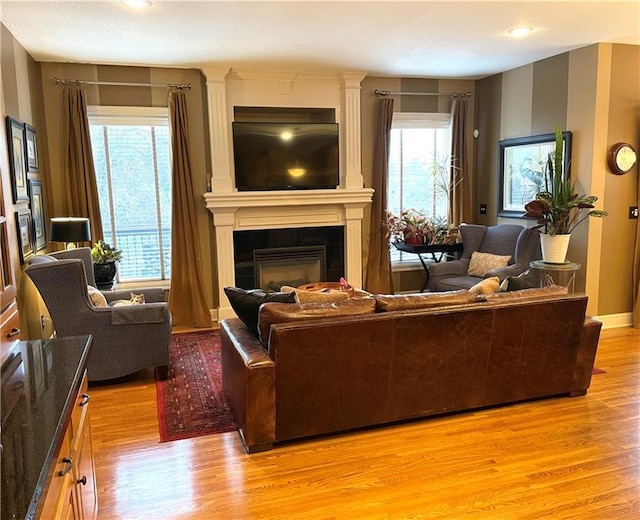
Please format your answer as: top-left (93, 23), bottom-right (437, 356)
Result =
top-left (385, 209), bottom-right (457, 246)
top-left (91, 239), bottom-right (123, 290)
top-left (524, 126), bottom-right (607, 263)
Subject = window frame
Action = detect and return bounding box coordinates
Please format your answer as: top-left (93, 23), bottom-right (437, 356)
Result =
top-left (387, 111), bottom-right (452, 268)
top-left (88, 105), bottom-right (172, 284)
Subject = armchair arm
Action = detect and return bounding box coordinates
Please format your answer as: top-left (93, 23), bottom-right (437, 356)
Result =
top-left (104, 287), bottom-right (166, 303)
top-left (485, 264), bottom-right (525, 281)
top-left (110, 302), bottom-right (171, 325)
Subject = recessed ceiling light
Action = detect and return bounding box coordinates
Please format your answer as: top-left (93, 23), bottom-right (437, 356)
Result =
top-left (508, 26), bottom-right (534, 37)
top-left (122, 0), bottom-right (152, 8)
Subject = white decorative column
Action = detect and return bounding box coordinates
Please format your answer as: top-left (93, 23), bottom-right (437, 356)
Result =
top-left (202, 67), bottom-right (233, 193)
top-left (341, 73), bottom-right (366, 189)
top-left (344, 204), bottom-right (366, 289)
top-left (212, 209), bottom-right (238, 320)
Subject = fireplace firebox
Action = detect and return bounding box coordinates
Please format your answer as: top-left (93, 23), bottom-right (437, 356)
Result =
top-left (234, 226), bottom-right (344, 291)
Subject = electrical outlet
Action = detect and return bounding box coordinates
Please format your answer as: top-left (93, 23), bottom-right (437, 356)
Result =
top-left (629, 206), bottom-right (639, 219)
top-left (480, 204), bottom-right (487, 215)
top-left (40, 315), bottom-right (46, 330)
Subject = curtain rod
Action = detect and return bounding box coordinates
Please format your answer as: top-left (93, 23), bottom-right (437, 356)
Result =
top-left (54, 77), bottom-right (191, 90)
top-left (374, 89), bottom-right (470, 98)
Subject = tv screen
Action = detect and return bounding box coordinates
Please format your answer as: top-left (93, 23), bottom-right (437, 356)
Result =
top-left (232, 122), bottom-right (339, 191)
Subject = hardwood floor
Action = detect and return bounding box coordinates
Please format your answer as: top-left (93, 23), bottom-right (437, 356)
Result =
top-left (89, 327), bottom-right (640, 519)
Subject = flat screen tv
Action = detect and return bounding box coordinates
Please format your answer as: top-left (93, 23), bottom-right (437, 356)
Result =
top-left (232, 122), bottom-right (339, 191)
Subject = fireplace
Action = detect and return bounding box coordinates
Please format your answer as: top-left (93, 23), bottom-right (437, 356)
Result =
top-left (202, 69), bottom-right (372, 319)
top-left (253, 246), bottom-right (326, 292)
top-left (234, 226), bottom-right (344, 291)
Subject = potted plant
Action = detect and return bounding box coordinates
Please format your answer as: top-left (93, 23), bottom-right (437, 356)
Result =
top-left (524, 126), bottom-right (607, 263)
top-left (91, 239), bottom-right (123, 289)
top-left (385, 209), bottom-right (456, 246)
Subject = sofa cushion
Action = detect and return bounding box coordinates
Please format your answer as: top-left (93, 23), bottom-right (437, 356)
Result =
top-left (87, 285), bottom-right (108, 307)
top-left (224, 287), bottom-right (297, 339)
top-left (258, 298), bottom-right (376, 346)
top-left (374, 290), bottom-right (481, 312)
top-left (280, 285), bottom-right (351, 304)
top-left (469, 276), bottom-right (500, 295)
top-left (466, 251), bottom-right (511, 277)
top-left (487, 285), bottom-right (568, 302)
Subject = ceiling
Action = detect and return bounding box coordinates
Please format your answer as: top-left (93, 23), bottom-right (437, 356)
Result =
top-left (1, 0), bottom-right (639, 79)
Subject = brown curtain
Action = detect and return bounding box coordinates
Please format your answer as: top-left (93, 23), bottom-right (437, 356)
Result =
top-left (450, 97), bottom-right (473, 226)
top-left (633, 178), bottom-right (640, 328)
top-left (62, 87), bottom-right (103, 242)
top-left (168, 90), bottom-right (211, 328)
top-left (365, 96), bottom-right (394, 294)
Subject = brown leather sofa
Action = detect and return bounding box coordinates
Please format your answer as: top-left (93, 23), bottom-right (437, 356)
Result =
top-left (221, 288), bottom-right (602, 453)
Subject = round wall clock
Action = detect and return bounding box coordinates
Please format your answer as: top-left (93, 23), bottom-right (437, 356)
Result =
top-left (607, 142), bottom-right (637, 175)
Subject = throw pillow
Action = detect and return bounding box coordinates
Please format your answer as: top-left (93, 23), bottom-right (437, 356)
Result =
top-left (87, 285), bottom-right (108, 307)
top-left (224, 287), bottom-right (296, 339)
top-left (280, 285), bottom-right (351, 304)
top-left (466, 252), bottom-right (511, 277)
top-left (258, 298), bottom-right (377, 347)
top-left (469, 276), bottom-right (500, 295)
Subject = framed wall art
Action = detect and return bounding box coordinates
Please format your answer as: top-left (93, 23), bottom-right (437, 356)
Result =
top-left (498, 131), bottom-right (572, 218)
top-left (6, 116), bottom-right (29, 203)
top-left (29, 179), bottom-right (46, 251)
top-left (25, 123), bottom-right (39, 172)
top-left (15, 209), bottom-right (34, 264)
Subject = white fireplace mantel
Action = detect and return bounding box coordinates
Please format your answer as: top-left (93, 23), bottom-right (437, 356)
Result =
top-left (205, 188), bottom-right (373, 320)
top-left (201, 68), bottom-right (372, 319)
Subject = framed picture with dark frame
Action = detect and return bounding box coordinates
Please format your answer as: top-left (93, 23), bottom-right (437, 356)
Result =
top-left (498, 131), bottom-right (572, 218)
top-left (15, 209), bottom-right (34, 264)
top-left (6, 116), bottom-right (29, 203)
top-left (25, 123), bottom-right (39, 172)
top-left (28, 179), bottom-right (47, 251)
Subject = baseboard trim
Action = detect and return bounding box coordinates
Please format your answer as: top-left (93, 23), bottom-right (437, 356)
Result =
top-left (210, 308), bottom-right (219, 324)
top-left (593, 312), bottom-right (633, 330)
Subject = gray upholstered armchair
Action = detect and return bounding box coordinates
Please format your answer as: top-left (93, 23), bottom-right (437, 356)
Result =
top-left (26, 248), bottom-right (171, 382)
top-left (427, 224), bottom-right (541, 292)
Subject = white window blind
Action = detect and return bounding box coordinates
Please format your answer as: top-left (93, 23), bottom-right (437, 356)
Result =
top-left (88, 106), bottom-right (172, 282)
top-left (387, 112), bottom-right (451, 263)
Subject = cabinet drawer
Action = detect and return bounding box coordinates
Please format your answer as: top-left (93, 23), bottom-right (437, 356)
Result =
top-left (70, 371), bottom-right (90, 450)
top-left (38, 427), bottom-right (74, 520)
top-left (1, 302), bottom-right (21, 361)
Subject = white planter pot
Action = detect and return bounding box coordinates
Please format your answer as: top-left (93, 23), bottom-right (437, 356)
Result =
top-left (540, 233), bottom-right (571, 264)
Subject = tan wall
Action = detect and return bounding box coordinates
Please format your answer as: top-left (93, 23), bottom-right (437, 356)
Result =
top-left (4, 19), bottom-right (636, 318)
top-left (474, 74), bottom-right (502, 226)
top-left (1, 23), bottom-right (52, 338)
top-left (600, 44), bottom-right (640, 315)
top-left (474, 43), bottom-right (639, 317)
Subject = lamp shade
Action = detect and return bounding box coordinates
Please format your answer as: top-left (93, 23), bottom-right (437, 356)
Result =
top-left (49, 217), bottom-right (91, 243)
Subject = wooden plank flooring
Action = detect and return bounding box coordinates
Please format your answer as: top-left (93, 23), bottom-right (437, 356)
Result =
top-left (89, 327), bottom-right (640, 519)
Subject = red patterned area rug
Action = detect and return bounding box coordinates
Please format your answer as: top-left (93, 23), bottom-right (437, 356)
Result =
top-left (156, 330), bottom-right (237, 442)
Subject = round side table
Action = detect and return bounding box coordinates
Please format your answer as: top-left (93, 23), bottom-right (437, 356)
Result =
top-left (530, 260), bottom-right (581, 292)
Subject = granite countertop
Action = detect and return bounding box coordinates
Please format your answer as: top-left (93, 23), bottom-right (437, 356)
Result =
top-left (1, 335), bottom-right (92, 520)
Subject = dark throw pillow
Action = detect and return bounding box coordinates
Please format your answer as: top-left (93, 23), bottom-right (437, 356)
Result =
top-left (224, 287), bottom-right (296, 339)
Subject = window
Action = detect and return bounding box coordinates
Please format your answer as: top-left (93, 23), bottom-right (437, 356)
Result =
top-left (88, 106), bottom-right (172, 282)
top-left (387, 112), bottom-right (451, 262)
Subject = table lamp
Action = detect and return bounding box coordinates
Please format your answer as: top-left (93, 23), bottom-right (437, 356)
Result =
top-left (49, 217), bottom-right (91, 249)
